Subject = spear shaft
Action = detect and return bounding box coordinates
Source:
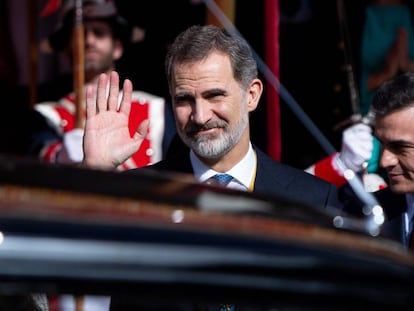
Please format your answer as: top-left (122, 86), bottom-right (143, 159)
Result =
top-left (73, 0), bottom-right (85, 128)
top-left (73, 2), bottom-right (86, 310)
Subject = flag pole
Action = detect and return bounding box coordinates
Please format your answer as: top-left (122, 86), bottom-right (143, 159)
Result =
top-left (73, 2), bottom-right (86, 308)
top-left (73, 0), bottom-right (85, 128)
top-left (28, 0), bottom-right (38, 109)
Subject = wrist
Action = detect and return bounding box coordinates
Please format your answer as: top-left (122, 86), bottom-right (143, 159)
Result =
top-left (81, 157), bottom-right (116, 171)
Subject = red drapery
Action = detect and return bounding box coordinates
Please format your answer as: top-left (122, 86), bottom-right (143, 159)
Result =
top-left (265, 0), bottom-right (281, 161)
top-left (205, 0), bottom-right (280, 161)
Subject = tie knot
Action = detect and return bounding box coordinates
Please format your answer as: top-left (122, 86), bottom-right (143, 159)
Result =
top-left (210, 173), bottom-right (233, 186)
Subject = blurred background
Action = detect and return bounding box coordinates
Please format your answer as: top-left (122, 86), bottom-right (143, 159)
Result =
top-left (1, 0), bottom-right (410, 170)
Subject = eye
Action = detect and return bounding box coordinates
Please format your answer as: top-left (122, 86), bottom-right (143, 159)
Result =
top-left (205, 90), bottom-right (226, 102)
top-left (210, 94), bottom-right (225, 100)
top-left (174, 94), bottom-right (194, 106)
top-left (86, 26), bottom-right (111, 38)
top-left (386, 142), bottom-right (412, 155)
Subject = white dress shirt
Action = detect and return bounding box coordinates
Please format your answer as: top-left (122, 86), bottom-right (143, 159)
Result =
top-left (190, 142), bottom-right (257, 192)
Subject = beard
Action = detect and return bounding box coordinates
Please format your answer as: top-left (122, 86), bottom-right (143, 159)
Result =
top-left (84, 50), bottom-right (114, 76)
top-left (178, 106), bottom-right (249, 160)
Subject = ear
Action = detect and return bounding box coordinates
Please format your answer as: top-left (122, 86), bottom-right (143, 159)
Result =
top-left (246, 78), bottom-right (263, 112)
top-left (113, 40), bottom-right (123, 61)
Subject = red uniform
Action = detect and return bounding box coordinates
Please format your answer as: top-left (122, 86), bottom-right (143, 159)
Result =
top-left (306, 153), bottom-right (387, 191)
top-left (305, 154), bottom-right (348, 188)
top-left (35, 90), bottom-right (166, 170)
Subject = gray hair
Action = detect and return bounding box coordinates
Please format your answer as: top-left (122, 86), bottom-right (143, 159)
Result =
top-left (165, 24), bottom-right (258, 92)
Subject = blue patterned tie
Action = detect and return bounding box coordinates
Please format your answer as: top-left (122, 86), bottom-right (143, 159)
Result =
top-left (211, 173), bottom-right (233, 186)
top-left (410, 216), bottom-right (414, 250)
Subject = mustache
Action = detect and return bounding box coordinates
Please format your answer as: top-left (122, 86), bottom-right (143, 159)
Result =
top-left (84, 47), bottom-right (102, 54)
top-left (185, 120), bottom-right (228, 134)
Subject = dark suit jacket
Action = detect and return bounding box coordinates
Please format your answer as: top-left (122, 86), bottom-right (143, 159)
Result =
top-left (374, 188), bottom-right (408, 246)
top-left (113, 147), bottom-right (344, 311)
top-left (142, 146), bottom-right (342, 210)
top-left (341, 185), bottom-right (408, 246)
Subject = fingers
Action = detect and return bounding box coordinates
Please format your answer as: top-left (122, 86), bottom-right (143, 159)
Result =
top-left (96, 71), bottom-right (120, 112)
top-left (348, 123), bottom-right (371, 133)
top-left (108, 71), bottom-right (120, 111)
top-left (89, 71), bottom-right (132, 114)
top-left (353, 141), bottom-right (373, 157)
top-left (343, 123), bottom-right (374, 159)
top-left (344, 123), bottom-right (372, 140)
top-left (96, 73), bottom-right (109, 112)
top-left (133, 119), bottom-right (150, 141)
top-left (119, 79), bottom-right (133, 115)
top-left (86, 84), bottom-right (97, 118)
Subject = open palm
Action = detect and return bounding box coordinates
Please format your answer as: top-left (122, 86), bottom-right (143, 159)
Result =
top-left (83, 71), bottom-right (148, 169)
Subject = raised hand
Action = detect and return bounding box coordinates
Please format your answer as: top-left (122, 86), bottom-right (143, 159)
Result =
top-left (83, 71), bottom-right (149, 169)
top-left (337, 123), bottom-right (373, 172)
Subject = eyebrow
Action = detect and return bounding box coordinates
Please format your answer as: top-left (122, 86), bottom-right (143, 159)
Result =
top-left (173, 92), bottom-right (193, 102)
top-left (174, 88), bottom-right (227, 101)
top-left (381, 138), bottom-right (414, 149)
top-left (202, 88), bottom-right (226, 97)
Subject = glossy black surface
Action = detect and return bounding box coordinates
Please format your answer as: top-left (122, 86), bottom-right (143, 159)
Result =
top-left (0, 155), bottom-right (412, 310)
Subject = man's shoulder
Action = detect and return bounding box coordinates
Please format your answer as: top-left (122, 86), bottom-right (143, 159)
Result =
top-left (374, 187), bottom-right (406, 218)
top-left (141, 148), bottom-right (192, 174)
top-left (255, 148), bottom-right (326, 176)
top-left (255, 147), bottom-right (336, 187)
top-left (34, 92), bottom-right (76, 119)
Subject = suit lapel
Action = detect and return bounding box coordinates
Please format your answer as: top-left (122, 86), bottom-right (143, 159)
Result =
top-left (253, 148), bottom-right (292, 195)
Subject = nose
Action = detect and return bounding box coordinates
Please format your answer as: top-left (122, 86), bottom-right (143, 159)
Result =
top-left (191, 99), bottom-right (212, 124)
top-left (379, 147), bottom-right (398, 168)
top-left (85, 29), bottom-right (96, 44)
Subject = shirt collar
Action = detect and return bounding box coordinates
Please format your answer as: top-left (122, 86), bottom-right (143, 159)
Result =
top-left (403, 193), bottom-right (414, 236)
top-left (190, 143), bottom-right (256, 189)
top-left (405, 193), bottom-right (414, 220)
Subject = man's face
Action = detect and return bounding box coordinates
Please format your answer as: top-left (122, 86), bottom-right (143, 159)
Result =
top-left (375, 106), bottom-right (414, 194)
top-left (170, 52), bottom-right (259, 164)
top-left (73, 20), bottom-right (122, 76)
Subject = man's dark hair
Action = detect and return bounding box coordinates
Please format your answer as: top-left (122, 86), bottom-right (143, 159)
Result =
top-left (372, 72), bottom-right (414, 118)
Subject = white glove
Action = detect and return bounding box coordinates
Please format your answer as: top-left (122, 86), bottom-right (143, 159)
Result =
top-left (336, 123), bottom-right (373, 172)
top-left (57, 128), bottom-right (84, 164)
top-left (59, 295), bottom-right (111, 311)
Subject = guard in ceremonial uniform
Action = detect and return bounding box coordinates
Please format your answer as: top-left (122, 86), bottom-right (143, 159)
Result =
top-left (35, 89), bottom-right (165, 169)
top-left (31, 0), bottom-right (171, 170)
top-left (305, 122), bottom-right (387, 192)
top-left (30, 0), bottom-right (171, 310)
